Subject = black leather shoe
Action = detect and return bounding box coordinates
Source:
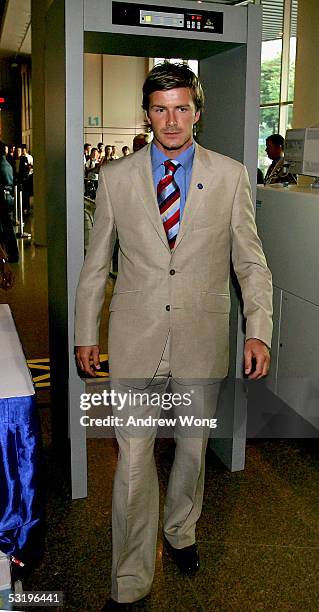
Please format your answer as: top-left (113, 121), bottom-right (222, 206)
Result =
top-left (164, 538), bottom-right (200, 575)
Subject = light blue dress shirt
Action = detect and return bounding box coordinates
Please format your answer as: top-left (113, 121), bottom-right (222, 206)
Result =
top-left (151, 142), bottom-right (195, 219)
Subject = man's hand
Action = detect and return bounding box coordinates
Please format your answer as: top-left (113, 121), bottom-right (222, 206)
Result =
top-left (75, 345), bottom-right (101, 377)
top-left (244, 338), bottom-right (270, 380)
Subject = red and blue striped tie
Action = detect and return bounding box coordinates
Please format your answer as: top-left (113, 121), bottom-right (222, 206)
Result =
top-left (157, 159), bottom-right (181, 250)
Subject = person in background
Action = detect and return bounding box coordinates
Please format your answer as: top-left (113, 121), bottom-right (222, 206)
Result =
top-left (102, 145), bottom-right (113, 165)
top-left (97, 142), bottom-right (105, 163)
top-left (85, 147), bottom-right (100, 180)
top-left (0, 142), bottom-right (14, 192)
top-left (0, 141), bottom-right (19, 263)
top-left (264, 134), bottom-right (296, 185)
top-left (6, 145), bottom-right (15, 170)
top-left (122, 146), bottom-right (130, 157)
top-left (85, 147), bottom-right (100, 198)
top-left (264, 134), bottom-right (285, 184)
top-left (22, 145), bottom-right (34, 199)
top-left (22, 145), bottom-right (33, 168)
top-left (18, 145), bottom-right (31, 216)
top-left (111, 145), bottom-right (119, 160)
top-left (14, 146), bottom-right (22, 179)
top-left (132, 132), bottom-right (150, 152)
top-left (84, 143), bottom-right (92, 164)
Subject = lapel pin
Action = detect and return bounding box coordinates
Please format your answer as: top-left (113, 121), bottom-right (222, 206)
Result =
top-left (197, 183), bottom-right (203, 189)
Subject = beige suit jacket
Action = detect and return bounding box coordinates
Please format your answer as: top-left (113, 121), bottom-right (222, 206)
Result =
top-left (75, 143), bottom-right (273, 380)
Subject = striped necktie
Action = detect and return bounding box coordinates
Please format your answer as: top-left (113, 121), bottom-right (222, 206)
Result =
top-left (157, 159), bottom-right (181, 250)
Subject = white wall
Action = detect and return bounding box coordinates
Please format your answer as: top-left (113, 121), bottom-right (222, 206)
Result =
top-left (84, 54), bottom-right (149, 152)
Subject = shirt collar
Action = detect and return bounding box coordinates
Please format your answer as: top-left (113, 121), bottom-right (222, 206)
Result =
top-left (151, 141), bottom-right (195, 172)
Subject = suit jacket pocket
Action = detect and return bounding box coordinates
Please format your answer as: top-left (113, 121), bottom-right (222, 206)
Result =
top-left (203, 293), bottom-right (231, 313)
top-left (109, 290), bottom-right (142, 311)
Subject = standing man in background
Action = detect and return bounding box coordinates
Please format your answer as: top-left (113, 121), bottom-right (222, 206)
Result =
top-left (84, 143), bottom-right (92, 164)
top-left (0, 141), bottom-right (19, 263)
top-left (264, 133), bottom-right (285, 184)
top-left (75, 63), bottom-right (272, 610)
top-left (121, 146), bottom-right (130, 157)
top-left (264, 133), bottom-right (296, 185)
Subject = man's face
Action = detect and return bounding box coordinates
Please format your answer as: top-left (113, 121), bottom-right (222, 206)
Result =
top-left (146, 87), bottom-right (200, 158)
top-left (266, 139), bottom-right (282, 160)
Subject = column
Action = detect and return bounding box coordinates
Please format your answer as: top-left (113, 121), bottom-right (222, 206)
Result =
top-left (31, 0), bottom-right (51, 245)
top-left (293, 0), bottom-right (319, 127)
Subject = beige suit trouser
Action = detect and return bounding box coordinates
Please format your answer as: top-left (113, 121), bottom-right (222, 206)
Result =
top-left (110, 335), bottom-right (220, 603)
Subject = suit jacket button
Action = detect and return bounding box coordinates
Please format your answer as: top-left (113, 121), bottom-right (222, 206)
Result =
top-left (169, 269), bottom-right (175, 276)
top-left (166, 305), bottom-right (170, 311)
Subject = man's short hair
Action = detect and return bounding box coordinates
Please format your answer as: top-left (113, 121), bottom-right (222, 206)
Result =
top-left (266, 134), bottom-right (285, 149)
top-left (142, 62), bottom-right (204, 113)
top-left (0, 141), bottom-right (7, 156)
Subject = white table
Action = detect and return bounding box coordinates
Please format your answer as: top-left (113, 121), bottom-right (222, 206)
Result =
top-left (0, 304), bottom-right (34, 400)
top-left (0, 304), bottom-right (41, 599)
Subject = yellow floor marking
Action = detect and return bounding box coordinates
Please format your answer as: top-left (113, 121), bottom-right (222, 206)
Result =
top-left (27, 358), bottom-right (50, 363)
top-left (32, 373), bottom-right (50, 382)
top-left (27, 355), bottom-right (109, 388)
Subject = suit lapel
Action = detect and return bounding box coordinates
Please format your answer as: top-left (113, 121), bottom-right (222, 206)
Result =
top-left (174, 143), bottom-right (215, 249)
top-left (130, 144), bottom-right (170, 251)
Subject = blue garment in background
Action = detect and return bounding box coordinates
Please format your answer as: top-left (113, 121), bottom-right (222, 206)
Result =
top-left (0, 395), bottom-right (44, 564)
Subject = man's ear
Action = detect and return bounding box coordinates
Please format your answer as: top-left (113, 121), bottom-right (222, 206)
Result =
top-left (194, 110), bottom-right (201, 125)
top-left (145, 110), bottom-right (151, 126)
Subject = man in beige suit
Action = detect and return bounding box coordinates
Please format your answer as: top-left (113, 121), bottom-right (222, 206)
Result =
top-left (75, 63), bottom-right (272, 610)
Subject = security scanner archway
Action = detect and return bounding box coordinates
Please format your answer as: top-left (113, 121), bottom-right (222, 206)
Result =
top-left (45, 0), bottom-right (262, 499)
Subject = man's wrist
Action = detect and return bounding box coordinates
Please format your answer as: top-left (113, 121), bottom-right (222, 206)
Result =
top-left (245, 337), bottom-right (270, 351)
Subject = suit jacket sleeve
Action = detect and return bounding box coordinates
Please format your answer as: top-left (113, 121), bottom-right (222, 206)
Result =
top-left (230, 165), bottom-right (273, 348)
top-left (74, 168), bottom-right (116, 346)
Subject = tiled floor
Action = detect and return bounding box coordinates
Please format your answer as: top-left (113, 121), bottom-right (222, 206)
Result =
top-left (1, 221), bottom-right (319, 612)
